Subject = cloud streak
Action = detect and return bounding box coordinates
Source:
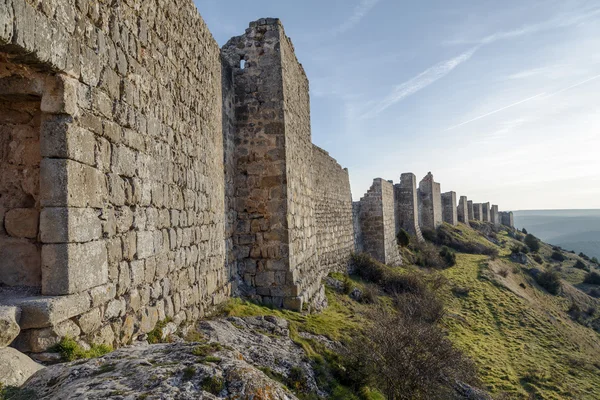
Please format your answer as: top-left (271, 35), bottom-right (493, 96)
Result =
top-left (360, 46), bottom-right (479, 119)
top-left (334, 0), bottom-right (381, 34)
top-left (445, 73), bottom-right (600, 131)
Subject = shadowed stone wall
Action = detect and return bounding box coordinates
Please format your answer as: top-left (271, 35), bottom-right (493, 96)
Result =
top-left (418, 172), bottom-right (442, 231)
top-left (500, 211), bottom-right (514, 228)
top-left (467, 200), bottom-right (474, 221)
top-left (441, 191), bottom-right (457, 226)
top-left (482, 202), bottom-right (491, 222)
top-left (357, 179), bottom-right (401, 266)
top-left (457, 196), bottom-right (470, 226)
top-left (394, 173), bottom-right (423, 241)
top-left (491, 205), bottom-right (499, 226)
top-left (2, 0), bottom-right (229, 354)
top-left (312, 145), bottom-right (354, 274)
top-left (473, 203), bottom-right (483, 221)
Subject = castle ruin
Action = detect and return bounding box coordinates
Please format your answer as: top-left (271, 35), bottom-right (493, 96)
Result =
top-left (0, 1), bottom-right (514, 354)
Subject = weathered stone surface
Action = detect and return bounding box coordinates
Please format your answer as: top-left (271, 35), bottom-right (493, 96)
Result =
top-left (458, 196), bottom-right (470, 226)
top-left (4, 208), bottom-right (39, 238)
top-left (500, 211), bottom-right (515, 228)
top-left (0, 305), bottom-right (21, 347)
top-left (12, 292), bottom-right (90, 330)
top-left (473, 203), bottom-right (484, 221)
top-left (467, 200), bottom-right (475, 221)
top-left (0, 238), bottom-right (41, 287)
top-left (39, 207), bottom-right (102, 243)
top-left (356, 179), bottom-right (401, 266)
top-left (0, 347), bottom-right (44, 387)
top-left (490, 205), bottom-right (500, 226)
top-left (14, 319), bottom-right (81, 353)
top-left (395, 173), bottom-right (424, 241)
top-left (418, 172), bottom-right (443, 231)
top-left (482, 202), bottom-right (491, 222)
top-left (442, 191), bottom-right (458, 226)
top-left (41, 241), bottom-right (108, 295)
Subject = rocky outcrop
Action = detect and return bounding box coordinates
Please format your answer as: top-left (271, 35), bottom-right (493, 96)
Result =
top-left (18, 316), bottom-right (318, 399)
top-left (0, 306), bottom-right (20, 347)
top-left (0, 347), bottom-right (44, 387)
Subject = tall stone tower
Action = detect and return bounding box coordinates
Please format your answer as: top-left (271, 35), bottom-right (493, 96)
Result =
top-left (222, 19), bottom-right (318, 310)
top-left (441, 191), bottom-right (458, 226)
top-left (457, 196), bottom-right (470, 226)
top-left (418, 172), bottom-right (443, 231)
top-left (394, 173), bottom-right (423, 241)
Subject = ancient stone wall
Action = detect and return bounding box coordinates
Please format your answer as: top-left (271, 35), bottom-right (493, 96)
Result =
top-left (394, 173), bottom-right (423, 241)
top-left (312, 145), bottom-right (354, 274)
top-left (352, 202), bottom-right (363, 254)
top-left (500, 211), bottom-right (514, 228)
top-left (357, 179), bottom-right (401, 266)
top-left (482, 202), bottom-right (491, 222)
top-left (457, 196), bottom-right (470, 226)
top-left (441, 191), bottom-right (457, 226)
top-left (418, 172), bottom-right (442, 231)
top-left (2, 0), bottom-right (229, 353)
top-left (467, 200), bottom-right (475, 221)
top-left (490, 205), bottom-right (499, 226)
top-left (473, 203), bottom-right (483, 221)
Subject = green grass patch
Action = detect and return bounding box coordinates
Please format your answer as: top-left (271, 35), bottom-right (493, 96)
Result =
top-left (51, 337), bottom-right (112, 362)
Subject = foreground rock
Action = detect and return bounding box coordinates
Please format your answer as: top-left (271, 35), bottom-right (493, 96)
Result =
top-left (0, 306), bottom-right (21, 347)
top-left (0, 347), bottom-right (44, 387)
top-left (20, 340), bottom-right (297, 400)
top-left (19, 316), bottom-right (314, 399)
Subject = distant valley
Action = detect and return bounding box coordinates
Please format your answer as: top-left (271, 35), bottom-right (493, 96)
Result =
top-left (513, 209), bottom-right (600, 259)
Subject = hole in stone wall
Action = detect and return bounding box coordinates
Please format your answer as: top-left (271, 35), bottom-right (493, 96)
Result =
top-left (0, 61), bottom-right (43, 289)
top-left (240, 59), bottom-right (246, 69)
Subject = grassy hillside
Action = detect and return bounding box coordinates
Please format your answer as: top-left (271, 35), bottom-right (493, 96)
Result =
top-left (221, 222), bottom-right (600, 399)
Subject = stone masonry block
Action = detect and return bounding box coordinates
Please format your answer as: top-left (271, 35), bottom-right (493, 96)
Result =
top-left (137, 231), bottom-right (155, 259)
top-left (39, 207), bottom-right (102, 243)
top-left (41, 116), bottom-right (95, 166)
top-left (8, 292), bottom-right (90, 329)
top-left (41, 75), bottom-right (79, 116)
top-left (41, 240), bottom-right (108, 295)
top-left (0, 238), bottom-right (41, 287)
top-left (40, 159), bottom-right (107, 208)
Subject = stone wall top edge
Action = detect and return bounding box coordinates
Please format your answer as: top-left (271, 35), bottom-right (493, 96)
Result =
top-left (312, 144), bottom-right (348, 173)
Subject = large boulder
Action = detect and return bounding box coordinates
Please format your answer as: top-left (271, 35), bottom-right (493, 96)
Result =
top-left (0, 347), bottom-right (44, 387)
top-left (0, 306), bottom-right (21, 347)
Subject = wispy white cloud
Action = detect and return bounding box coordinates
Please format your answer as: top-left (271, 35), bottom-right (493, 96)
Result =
top-left (447, 7), bottom-right (600, 46)
top-left (359, 46), bottom-right (479, 119)
top-left (445, 73), bottom-right (600, 131)
top-left (334, 0), bottom-right (381, 34)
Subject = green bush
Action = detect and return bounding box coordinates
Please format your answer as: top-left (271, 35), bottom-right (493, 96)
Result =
top-left (522, 228), bottom-right (528, 234)
top-left (352, 253), bottom-right (427, 295)
top-left (396, 229), bottom-right (410, 247)
top-left (532, 254), bottom-right (543, 264)
top-left (524, 234), bottom-right (540, 252)
top-left (551, 251), bottom-right (566, 262)
top-left (535, 271), bottom-right (562, 295)
top-left (426, 226), bottom-right (498, 257)
top-left (573, 260), bottom-right (588, 270)
top-left (439, 246), bottom-right (456, 267)
top-left (592, 257), bottom-right (599, 265)
top-left (201, 376), bottom-right (224, 395)
top-left (584, 272), bottom-right (600, 285)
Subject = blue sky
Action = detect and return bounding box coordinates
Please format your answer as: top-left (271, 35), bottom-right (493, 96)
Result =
top-left (196, 0), bottom-right (600, 210)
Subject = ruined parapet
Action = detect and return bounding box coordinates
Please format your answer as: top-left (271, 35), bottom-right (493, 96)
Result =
top-left (500, 211), bottom-right (515, 228)
top-left (490, 205), bottom-right (500, 226)
top-left (473, 203), bottom-right (484, 221)
top-left (357, 179), bottom-right (402, 266)
top-left (394, 173), bottom-right (424, 241)
top-left (352, 202), bottom-right (364, 254)
top-left (223, 18), bottom-right (319, 311)
top-left (441, 192), bottom-right (458, 226)
top-left (457, 196), bottom-right (470, 226)
top-left (418, 172), bottom-right (443, 231)
top-left (482, 202), bottom-right (491, 222)
top-left (467, 200), bottom-right (475, 221)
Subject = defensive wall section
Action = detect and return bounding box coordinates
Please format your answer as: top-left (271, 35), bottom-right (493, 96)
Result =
top-left (441, 191), bottom-right (458, 226)
top-left (458, 196), bottom-right (470, 226)
top-left (0, 2), bottom-right (513, 354)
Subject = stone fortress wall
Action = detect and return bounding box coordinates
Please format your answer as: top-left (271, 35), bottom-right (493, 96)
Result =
top-left (0, 2), bottom-right (514, 355)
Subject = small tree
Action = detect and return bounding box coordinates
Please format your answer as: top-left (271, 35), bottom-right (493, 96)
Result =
top-left (573, 260), bottom-right (588, 270)
top-left (584, 272), bottom-right (600, 285)
top-left (551, 251), bottom-right (566, 262)
top-left (522, 228), bottom-right (528, 234)
top-left (524, 234), bottom-right (540, 252)
top-left (397, 229), bottom-right (410, 247)
top-left (536, 270), bottom-right (562, 295)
